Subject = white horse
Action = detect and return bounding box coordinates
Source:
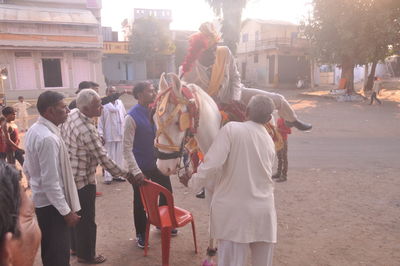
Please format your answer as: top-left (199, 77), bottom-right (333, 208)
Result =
top-left (154, 73), bottom-right (283, 265)
top-left (154, 72), bottom-right (221, 176)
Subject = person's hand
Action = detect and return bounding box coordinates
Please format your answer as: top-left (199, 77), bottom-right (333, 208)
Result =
top-left (17, 185), bottom-right (41, 263)
top-left (64, 212), bottom-right (81, 227)
top-left (126, 172), bottom-right (146, 186)
top-left (179, 172), bottom-right (192, 187)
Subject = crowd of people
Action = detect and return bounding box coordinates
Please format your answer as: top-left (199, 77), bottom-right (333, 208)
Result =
top-left (0, 22), bottom-right (314, 266)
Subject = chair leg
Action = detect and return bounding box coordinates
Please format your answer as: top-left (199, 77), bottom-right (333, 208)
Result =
top-left (191, 220), bottom-right (198, 254)
top-left (161, 227), bottom-right (172, 266)
top-left (144, 222), bottom-right (150, 256)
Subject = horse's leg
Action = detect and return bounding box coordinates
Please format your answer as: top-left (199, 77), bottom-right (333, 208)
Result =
top-left (241, 88), bottom-right (297, 122)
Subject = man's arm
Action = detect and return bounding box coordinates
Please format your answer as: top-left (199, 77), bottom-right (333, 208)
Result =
top-left (101, 92), bottom-right (123, 106)
top-left (123, 116), bottom-right (143, 176)
top-left (38, 137), bottom-right (71, 216)
top-left (12, 103), bottom-right (19, 112)
top-left (83, 125), bottom-right (126, 178)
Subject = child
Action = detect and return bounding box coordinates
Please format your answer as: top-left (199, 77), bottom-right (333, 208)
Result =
top-left (12, 96), bottom-right (32, 132)
top-left (1, 107), bottom-right (24, 166)
top-left (369, 77), bottom-right (382, 105)
top-left (272, 117), bottom-right (292, 182)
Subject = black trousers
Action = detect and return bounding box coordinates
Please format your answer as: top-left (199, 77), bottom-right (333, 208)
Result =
top-left (6, 149), bottom-right (24, 166)
top-left (370, 92), bottom-right (382, 104)
top-left (36, 205), bottom-right (70, 266)
top-left (72, 184), bottom-right (97, 260)
top-left (133, 168), bottom-right (172, 235)
top-left (276, 140), bottom-right (289, 177)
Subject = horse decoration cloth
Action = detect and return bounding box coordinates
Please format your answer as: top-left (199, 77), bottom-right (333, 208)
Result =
top-left (184, 100), bottom-right (283, 174)
top-left (219, 100), bottom-right (284, 152)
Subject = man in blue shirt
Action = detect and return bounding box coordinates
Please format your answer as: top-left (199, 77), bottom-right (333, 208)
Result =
top-left (123, 81), bottom-right (175, 248)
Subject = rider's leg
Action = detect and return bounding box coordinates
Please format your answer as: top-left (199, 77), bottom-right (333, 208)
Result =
top-left (240, 88), bottom-right (312, 130)
top-left (240, 88), bottom-right (297, 121)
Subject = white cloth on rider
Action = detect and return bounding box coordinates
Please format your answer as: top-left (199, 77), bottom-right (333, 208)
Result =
top-left (180, 45), bottom-right (298, 122)
top-left (123, 115), bottom-right (144, 176)
top-left (188, 120), bottom-right (277, 243)
top-left (180, 47), bottom-right (242, 103)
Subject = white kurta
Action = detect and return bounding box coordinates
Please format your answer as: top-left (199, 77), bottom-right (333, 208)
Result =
top-left (98, 100), bottom-right (126, 181)
top-left (13, 101), bottom-right (32, 131)
top-left (189, 121), bottom-right (277, 243)
top-left (98, 99), bottom-right (126, 142)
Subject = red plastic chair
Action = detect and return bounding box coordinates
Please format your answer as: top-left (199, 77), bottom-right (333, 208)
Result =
top-left (139, 179), bottom-right (198, 266)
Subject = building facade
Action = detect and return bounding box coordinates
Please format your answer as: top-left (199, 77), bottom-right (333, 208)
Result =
top-left (237, 19), bottom-right (311, 88)
top-left (102, 27), bottom-right (146, 86)
top-left (0, 0), bottom-right (105, 100)
top-left (119, 8), bottom-right (175, 82)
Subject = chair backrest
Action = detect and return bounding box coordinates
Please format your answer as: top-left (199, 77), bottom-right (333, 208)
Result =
top-left (139, 179), bottom-right (178, 228)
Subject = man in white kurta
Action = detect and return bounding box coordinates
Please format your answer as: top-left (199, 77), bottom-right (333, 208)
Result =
top-left (180, 22), bottom-right (312, 131)
top-left (12, 96), bottom-right (32, 132)
top-left (98, 87), bottom-right (126, 183)
top-left (183, 95), bottom-right (277, 266)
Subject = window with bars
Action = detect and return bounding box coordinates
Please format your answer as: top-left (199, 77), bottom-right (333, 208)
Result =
top-left (42, 59), bottom-right (63, 87)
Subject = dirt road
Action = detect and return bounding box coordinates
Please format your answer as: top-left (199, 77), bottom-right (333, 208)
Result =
top-left (32, 89), bottom-right (400, 266)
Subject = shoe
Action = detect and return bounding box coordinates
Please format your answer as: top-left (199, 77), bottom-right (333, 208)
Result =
top-left (96, 191), bottom-right (103, 197)
top-left (171, 228), bottom-right (178, 236)
top-left (78, 255), bottom-right (106, 264)
top-left (276, 176), bottom-right (287, 183)
top-left (112, 177), bottom-right (126, 182)
top-left (285, 120), bottom-right (312, 131)
top-left (155, 227), bottom-right (178, 236)
top-left (104, 181), bottom-right (112, 185)
top-left (136, 233), bottom-right (145, 249)
top-left (272, 173), bottom-right (280, 179)
top-left (196, 188), bottom-right (205, 199)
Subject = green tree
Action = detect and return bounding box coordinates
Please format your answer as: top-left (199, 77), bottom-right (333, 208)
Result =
top-left (205, 0), bottom-right (249, 55)
top-left (363, 0), bottom-right (400, 91)
top-left (129, 17), bottom-right (174, 60)
top-left (303, 0), bottom-right (400, 93)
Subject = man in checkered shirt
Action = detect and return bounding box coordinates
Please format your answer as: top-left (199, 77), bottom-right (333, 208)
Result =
top-left (61, 89), bottom-right (142, 264)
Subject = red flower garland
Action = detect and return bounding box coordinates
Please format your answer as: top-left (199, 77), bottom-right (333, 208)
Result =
top-left (181, 33), bottom-right (210, 76)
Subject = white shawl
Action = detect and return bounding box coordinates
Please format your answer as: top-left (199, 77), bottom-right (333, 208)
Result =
top-left (37, 116), bottom-right (81, 212)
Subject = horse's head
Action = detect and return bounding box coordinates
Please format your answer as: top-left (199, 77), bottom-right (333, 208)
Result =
top-left (153, 72), bottom-right (199, 176)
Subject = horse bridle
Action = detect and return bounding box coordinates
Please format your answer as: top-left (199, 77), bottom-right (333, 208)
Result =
top-left (154, 85), bottom-right (199, 161)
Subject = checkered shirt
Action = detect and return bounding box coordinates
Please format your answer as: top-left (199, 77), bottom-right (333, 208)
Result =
top-left (61, 109), bottom-right (127, 190)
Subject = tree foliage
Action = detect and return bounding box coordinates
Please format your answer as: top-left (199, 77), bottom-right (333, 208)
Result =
top-left (303, 0), bottom-right (400, 92)
top-left (129, 17), bottom-right (175, 60)
top-left (205, 0), bottom-right (249, 55)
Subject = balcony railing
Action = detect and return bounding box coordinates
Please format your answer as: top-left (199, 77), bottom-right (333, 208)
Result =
top-left (255, 38), bottom-right (309, 50)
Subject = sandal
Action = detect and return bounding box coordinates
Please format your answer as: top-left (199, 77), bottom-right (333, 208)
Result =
top-left (78, 255), bottom-right (107, 264)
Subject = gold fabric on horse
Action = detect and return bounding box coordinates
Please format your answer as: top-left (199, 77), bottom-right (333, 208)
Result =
top-left (207, 46), bottom-right (229, 97)
top-left (154, 87), bottom-right (200, 153)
